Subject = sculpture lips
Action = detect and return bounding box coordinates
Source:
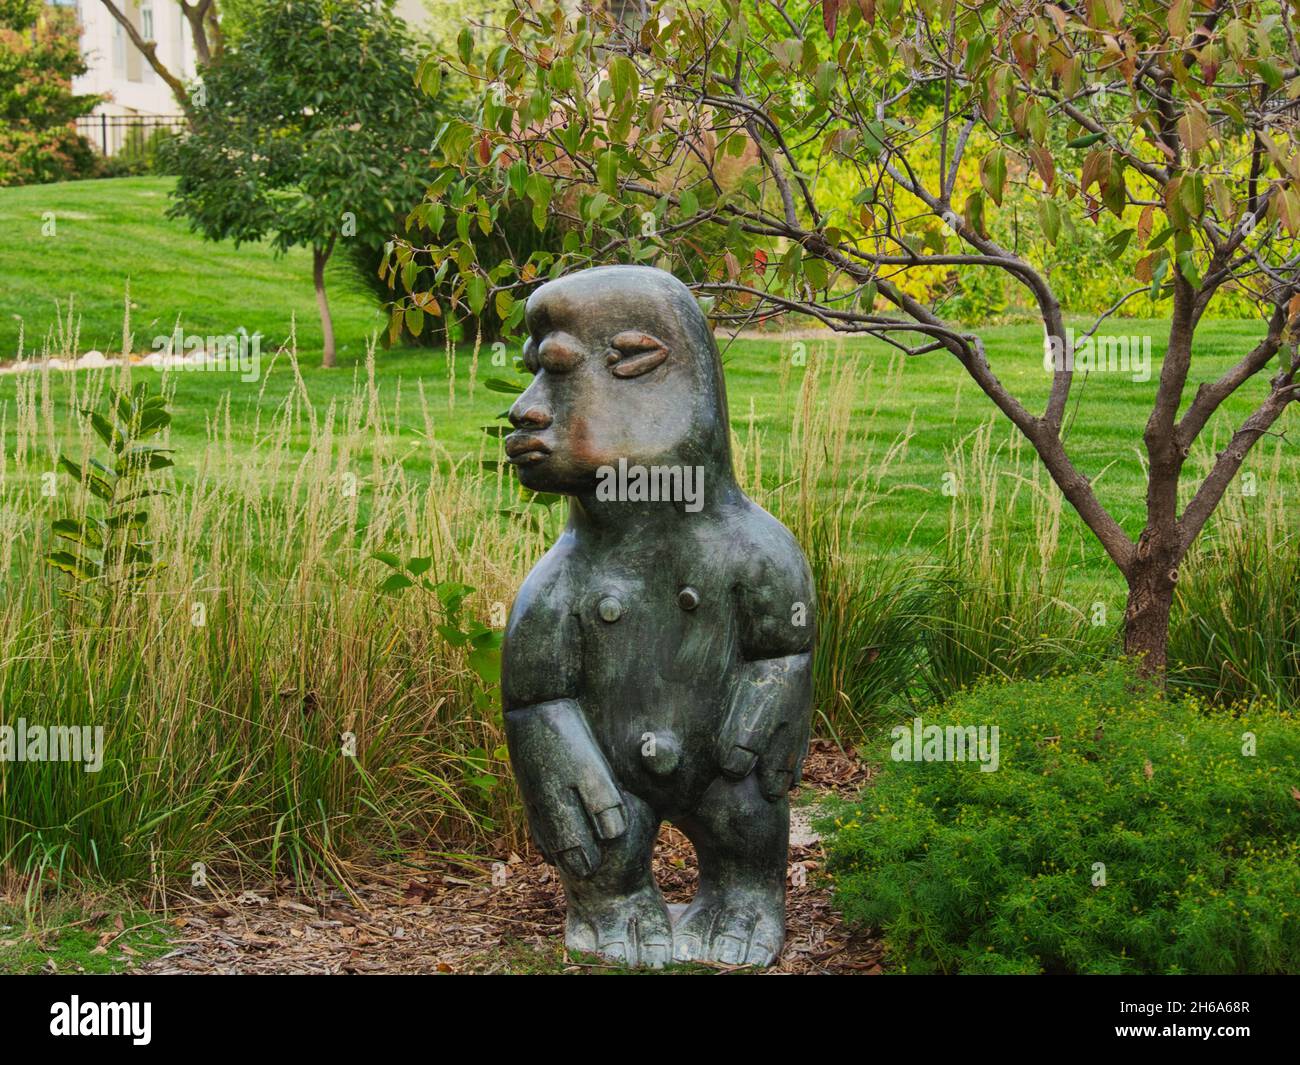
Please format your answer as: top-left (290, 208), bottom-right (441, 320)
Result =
top-left (505, 435), bottom-right (552, 465)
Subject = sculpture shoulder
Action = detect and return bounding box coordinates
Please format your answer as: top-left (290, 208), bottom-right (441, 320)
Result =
top-left (722, 500), bottom-right (815, 660)
top-left (501, 535), bottom-right (582, 709)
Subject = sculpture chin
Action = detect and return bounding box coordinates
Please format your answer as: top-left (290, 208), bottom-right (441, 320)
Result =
top-left (512, 457), bottom-right (555, 491)
top-left (511, 453), bottom-right (588, 495)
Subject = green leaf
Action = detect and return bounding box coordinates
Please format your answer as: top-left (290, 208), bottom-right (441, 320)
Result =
top-left (597, 149), bottom-right (618, 195)
top-left (104, 511), bottom-right (144, 532)
top-left (980, 149), bottom-right (1007, 207)
top-left (379, 572), bottom-right (414, 594)
top-left (1176, 250), bottom-right (1202, 288)
top-left (405, 304), bottom-right (425, 337)
top-left (484, 377), bottom-right (525, 394)
top-left (468, 644), bottom-right (501, 684)
top-left (1038, 198), bottom-right (1061, 245)
top-left (1105, 228), bottom-right (1134, 258)
top-left (965, 190), bottom-right (987, 238)
top-left (466, 275), bottom-right (487, 314)
top-left (57, 454), bottom-right (84, 482)
top-left (45, 550), bottom-right (101, 582)
top-left (52, 517), bottom-right (105, 550)
top-left (370, 550), bottom-right (402, 569)
top-left (437, 623), bottom-right (470, 647)
top-left (419, 59), bottom-right (442, 97)
top-left (136, 406), bottom-right (171, 437)
top-left (436, 581), bottom-right (473, 613)
top-left (1066, 131), bottom-right (1106, 149)
top-left (83, 410), bottom-right (122, 452)
top-left (116, 446), bottom-right (174, 476)
top-left (1258, 60), bottom-right (1284, 91)
top-left (608, 55), bottom-right (639, 106)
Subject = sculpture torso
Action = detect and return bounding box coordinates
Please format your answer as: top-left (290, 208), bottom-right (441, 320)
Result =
top-left (506, 489), bottom-right (807, 817)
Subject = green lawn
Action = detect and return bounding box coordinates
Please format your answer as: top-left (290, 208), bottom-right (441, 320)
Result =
top-left (0, 175), bottom-right (385, 361)
top-left (1, 176), bottom-right (1290, 595)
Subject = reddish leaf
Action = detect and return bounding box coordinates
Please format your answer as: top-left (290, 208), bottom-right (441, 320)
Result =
top-left (822, 0), bottom-right (840, 38)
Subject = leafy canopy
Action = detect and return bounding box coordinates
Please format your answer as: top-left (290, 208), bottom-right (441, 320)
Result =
top-left (168, 0), bottom-right (443, 254)
top-left (401, 0), bottom-right (1300, 341)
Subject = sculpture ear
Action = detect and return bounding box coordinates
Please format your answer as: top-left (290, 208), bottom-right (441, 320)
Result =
top-left (606, 331), bottom-right (670, 378)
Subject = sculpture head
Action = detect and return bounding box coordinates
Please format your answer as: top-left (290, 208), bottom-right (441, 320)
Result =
top-left (505, 265), bottom-right (733, 498)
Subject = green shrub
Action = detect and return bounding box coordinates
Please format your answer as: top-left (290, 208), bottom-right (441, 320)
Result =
top-left (821, 663), bottom-right (1300, 974)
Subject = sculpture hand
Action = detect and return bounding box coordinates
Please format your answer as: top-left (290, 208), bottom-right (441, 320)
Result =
top-left (717, 654), bottom-right (813, 801)
top-left (505, 698), bottom-right (628, 879)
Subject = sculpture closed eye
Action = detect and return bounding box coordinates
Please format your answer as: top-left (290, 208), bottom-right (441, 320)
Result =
top-left (606, 331), bottom-right (670, 378)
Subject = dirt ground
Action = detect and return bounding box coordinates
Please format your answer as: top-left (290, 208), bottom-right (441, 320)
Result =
top-left (135, 741), bottom-right (881, 975)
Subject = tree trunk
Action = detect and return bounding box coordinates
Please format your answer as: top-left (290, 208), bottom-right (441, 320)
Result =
top-left (1122, 546), bottom-right (1179, 680)
top-left (313, 243), bottom-right (337, 368)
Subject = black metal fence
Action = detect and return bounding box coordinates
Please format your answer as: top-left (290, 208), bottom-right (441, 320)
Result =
top-left (74, 114), bottom-right (188, 166)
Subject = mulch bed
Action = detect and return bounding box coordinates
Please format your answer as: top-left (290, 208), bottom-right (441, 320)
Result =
top-left (136, 740), bottom-right (881, 975)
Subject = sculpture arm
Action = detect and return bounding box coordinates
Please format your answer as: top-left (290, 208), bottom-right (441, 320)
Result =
top-left (501, 560), bottom-right (626, 878)
top-left (717, 526), bottom-right (816, 800)
top-left (504, 698), bottom-right (627, 878)
top-left (716, 653), bottom-right (813, 800)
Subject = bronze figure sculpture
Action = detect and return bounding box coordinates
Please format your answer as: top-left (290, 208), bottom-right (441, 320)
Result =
top-left (501, 265), bottom-right (815, 967)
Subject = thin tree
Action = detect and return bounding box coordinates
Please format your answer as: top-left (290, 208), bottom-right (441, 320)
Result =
top-left (167, 0), bottom-right (443, 366)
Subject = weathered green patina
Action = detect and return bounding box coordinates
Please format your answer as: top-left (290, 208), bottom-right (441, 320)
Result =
top-left (502, 266), bottom-right (814, 967)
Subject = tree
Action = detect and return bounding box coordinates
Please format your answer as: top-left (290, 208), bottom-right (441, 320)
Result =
top-left (395, 0), bottom-right (1300, 677)
top-left (0, 0), bottom-right (98, 185)
top-left (167, 0), bottom-right (444, 367)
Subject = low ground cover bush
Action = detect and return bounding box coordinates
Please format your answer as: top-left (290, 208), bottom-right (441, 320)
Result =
top-left (821, 663), bottom-right (1300, 974)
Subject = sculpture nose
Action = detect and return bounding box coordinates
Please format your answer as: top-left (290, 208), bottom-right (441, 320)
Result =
top-left (509, 403), bottom-right (553, 430)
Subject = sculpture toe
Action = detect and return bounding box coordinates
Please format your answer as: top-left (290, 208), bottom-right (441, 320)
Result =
top-left (671, 896), bottom-right (784, 967)
top-left (565, 889), bottom-right (673, 968)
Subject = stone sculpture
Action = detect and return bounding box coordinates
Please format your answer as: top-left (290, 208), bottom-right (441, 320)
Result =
top-left (501, 265), bottom-right (814, 967)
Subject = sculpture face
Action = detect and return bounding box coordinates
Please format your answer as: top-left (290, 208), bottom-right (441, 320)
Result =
top-left (505, 266), bottom-right (730, 496)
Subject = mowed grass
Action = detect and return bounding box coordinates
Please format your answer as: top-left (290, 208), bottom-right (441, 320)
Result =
top-left (0, 177), bottom-right (1289, 593)
top-left (0, 176), bottom-right (384, 360)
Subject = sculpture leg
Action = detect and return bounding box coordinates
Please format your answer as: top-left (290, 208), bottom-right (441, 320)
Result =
top-left (555, 790), bottom-right (674, 968)
top-left (671, 774), bottom-right (788, 966)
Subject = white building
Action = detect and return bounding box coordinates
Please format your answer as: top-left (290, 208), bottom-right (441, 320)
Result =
top-left (64, 0), bottom-right (432, 154)
top-left (69, 1), bottom-right (197, 121)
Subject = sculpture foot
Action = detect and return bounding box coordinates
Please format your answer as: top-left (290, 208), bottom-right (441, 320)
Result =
top-left (564, 885), bottom-right (673, 968)
top-left (671, 892), bottom-right (784, 967)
